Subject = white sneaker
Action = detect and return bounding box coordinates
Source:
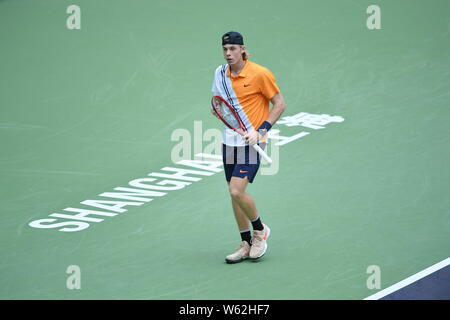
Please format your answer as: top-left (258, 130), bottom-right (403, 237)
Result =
top-left (225, 241), bottom-right (251, 264)
top-left (249, 224), bottom-right (271, 260)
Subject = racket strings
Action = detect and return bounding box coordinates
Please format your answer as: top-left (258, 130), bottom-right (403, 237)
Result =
top-left (218, 101), bottom-right (241, 131)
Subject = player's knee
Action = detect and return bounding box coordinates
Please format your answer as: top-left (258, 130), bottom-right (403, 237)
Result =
top-left (229, 186), bottom-right (244, 201)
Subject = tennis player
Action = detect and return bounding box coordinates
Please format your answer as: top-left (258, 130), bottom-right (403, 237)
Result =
top-left (211, 31), bottom-right (286, 263)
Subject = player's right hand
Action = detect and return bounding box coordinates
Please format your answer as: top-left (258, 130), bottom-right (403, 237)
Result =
top-left (211, 97), bottom-right (220, 119)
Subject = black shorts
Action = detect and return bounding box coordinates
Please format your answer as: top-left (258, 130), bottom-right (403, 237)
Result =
top-left (222, 143), bottom-right (266, 183)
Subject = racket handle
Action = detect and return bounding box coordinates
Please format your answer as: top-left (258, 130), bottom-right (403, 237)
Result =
top-left (252, 144), bottom-right (272, 164)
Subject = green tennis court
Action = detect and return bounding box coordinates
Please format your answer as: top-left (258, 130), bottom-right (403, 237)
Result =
top-left (1, 0), bottom-right (449, 300)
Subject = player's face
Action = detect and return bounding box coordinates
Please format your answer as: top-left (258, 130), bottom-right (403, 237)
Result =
top-left (222, 44), bottom-right (244, 65)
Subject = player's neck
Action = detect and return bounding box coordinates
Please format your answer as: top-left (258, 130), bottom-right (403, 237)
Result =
top-left (229, 59), bottom-right (246, 76)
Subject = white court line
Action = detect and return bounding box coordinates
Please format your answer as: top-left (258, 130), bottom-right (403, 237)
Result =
top-left (364, 257), bottom-right (450, 300)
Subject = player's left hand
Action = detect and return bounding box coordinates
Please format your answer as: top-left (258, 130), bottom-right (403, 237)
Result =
top-left (243, 130), bottom-right (261, 146)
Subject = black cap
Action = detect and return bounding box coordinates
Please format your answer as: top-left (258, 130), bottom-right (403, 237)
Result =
top-left (222, 31), bottom-right (244, 45)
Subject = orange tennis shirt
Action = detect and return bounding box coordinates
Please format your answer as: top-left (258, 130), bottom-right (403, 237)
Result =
top-left (212, 60), bottom-right (280, 146)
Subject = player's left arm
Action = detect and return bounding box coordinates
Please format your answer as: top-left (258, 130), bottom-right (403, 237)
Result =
top-left (266, 92), bottom-right (286, 126)
top-left (245, 93), bottom-right (286, 145)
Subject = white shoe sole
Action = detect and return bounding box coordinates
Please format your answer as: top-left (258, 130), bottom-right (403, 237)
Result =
top-left (225, 255), bottom-right (249, 264)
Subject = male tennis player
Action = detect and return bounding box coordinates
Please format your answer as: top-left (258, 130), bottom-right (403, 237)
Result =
top-left (211, 31), bottom-right (286, 263)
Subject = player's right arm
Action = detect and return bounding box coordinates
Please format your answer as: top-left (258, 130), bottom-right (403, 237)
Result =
top-left (211, 66), bottom-right (223, 119)
top-left (211, 96), bottom-right (221, 119)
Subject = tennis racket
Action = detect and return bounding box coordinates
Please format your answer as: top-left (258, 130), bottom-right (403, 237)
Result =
top-left (211, 95), bottom-right (272, 164)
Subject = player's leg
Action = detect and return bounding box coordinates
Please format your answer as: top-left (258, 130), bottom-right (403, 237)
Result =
top-left (223, 144), bottom-right (270, 262)
top-left (228, 176), bottom-right (259, 221)
top-left (228, 176), bottom-right (270, 260)
top-left (229, 183), bottom-right (252, 238)
top-left (228, 144), bottom-right (263, 225)
top-left (223, 145), bottom-right (251, 263)
top-left (228, 145), bottom-right (270, 260)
